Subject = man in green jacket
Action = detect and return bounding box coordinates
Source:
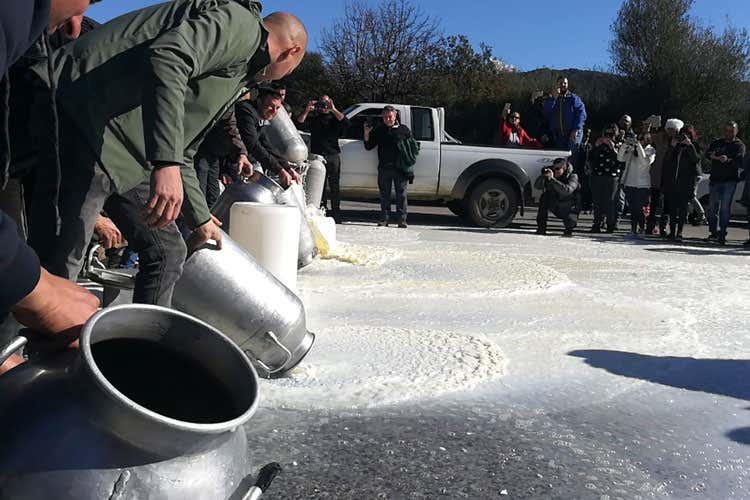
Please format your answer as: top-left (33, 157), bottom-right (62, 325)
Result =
top-left (30, 0), bottom-right (306, 303)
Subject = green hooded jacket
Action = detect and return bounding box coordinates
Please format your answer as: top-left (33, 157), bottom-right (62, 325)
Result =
top-left (42, 0), bottom-right (269, 227)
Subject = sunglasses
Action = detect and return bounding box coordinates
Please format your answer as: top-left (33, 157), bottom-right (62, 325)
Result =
top-left (510, 115), bottom-right (521, 120)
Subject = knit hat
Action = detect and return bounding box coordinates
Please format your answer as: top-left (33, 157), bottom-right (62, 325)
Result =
top-left (665, 118), bottom-right (684, 131)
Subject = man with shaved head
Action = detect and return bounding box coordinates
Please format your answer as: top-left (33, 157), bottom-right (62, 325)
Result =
top-left (28, 0), bottom-right (307, 306)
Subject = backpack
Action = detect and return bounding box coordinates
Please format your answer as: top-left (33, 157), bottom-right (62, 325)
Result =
top-left (396, 137), bottom-right (420, 174)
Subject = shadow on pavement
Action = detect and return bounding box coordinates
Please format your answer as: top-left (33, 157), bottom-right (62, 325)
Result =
top-left (727, 426), bottom-right (750, 445)
top-left (568, 350), bottom-right (750, 401)
top-left (644, 246), bottom-right (749, 257)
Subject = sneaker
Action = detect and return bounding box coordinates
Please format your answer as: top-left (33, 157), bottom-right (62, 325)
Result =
top-left (377, 220), bottom-right (389, 227)
top-left (397, 221), bottom-right (408, 229)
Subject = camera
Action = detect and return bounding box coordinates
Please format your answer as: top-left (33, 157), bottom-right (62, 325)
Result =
top-left (315, 101), bottom-right (330, 112)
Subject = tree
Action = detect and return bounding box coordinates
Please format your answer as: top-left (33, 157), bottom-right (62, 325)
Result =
top-left (320, 0), bottom-right (442, 104)
top-left (610, 0), bottom-right (750, 136)
top-left (281, 51), bottom-right (331, 112)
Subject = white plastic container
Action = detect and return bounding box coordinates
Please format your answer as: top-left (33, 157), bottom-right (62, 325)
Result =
top-left (229, 202), bottom-right (301, 291)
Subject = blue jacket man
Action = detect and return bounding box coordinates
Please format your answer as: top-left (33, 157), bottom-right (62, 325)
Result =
top-left (1, 0), bottom-right (100, 377)
top-left (543, 76), bottom-right (587, 151)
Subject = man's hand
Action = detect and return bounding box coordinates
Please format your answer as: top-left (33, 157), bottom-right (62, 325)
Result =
top-left (543, 169), bottom-right (554, 181)
top-left (221, 173), bottom-right (234, 186)
top-left (278, 168), bottom-right (293, 188)
top-left (719, 154), bottom-right (729, 163)
top-left (287, 167), bottom-right (302, 185)
top-left (186, 215), bottom-right (223, 252)
top-left (305, 100), bottom-right (316, 113)
top-left (12, 268), bottom-right (100, 340)
top-left (363, 121), bottom-right (373, 135)
top-left (146, 165), bottom-right (183, 229)
top-left (94, 215), bottom-right (124, 249)
top-left (238, 154), bottom-right (254, 177)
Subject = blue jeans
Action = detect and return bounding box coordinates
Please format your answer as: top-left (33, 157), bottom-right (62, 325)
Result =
top-left (708, 181), bottom-right (737, 236)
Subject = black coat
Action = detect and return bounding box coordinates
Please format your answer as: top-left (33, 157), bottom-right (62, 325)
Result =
top-left (661, 143), bottom-right (701, 197)
top-left (0, 0), bottom-right (50, 312)
top-left (235, 100), bottom-right (285, 173)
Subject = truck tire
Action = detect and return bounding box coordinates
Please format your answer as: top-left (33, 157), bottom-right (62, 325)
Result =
top-left (447, 200), bottom-right (466, 218)
top-left (465, 178), bottom-right (519, 228)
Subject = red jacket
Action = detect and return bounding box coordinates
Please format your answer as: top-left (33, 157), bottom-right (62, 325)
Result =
top-left (496, 121), bottom-right (543, 148)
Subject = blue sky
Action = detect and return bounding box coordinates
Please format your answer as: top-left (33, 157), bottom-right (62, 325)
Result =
top-left (86, 0), bottom-right (750, 71)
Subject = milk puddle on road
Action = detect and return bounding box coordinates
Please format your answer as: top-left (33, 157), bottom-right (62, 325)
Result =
top-left (260, 326), bottom-right (505, 410)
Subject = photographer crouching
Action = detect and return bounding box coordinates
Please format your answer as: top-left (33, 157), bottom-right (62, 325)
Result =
top-left (535, 158), bottom-right (581, 237)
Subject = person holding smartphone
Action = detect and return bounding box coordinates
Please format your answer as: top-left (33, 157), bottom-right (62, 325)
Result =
top-left (296, 95), bottom-right (349, 223)
top-left (364, 106), bottom-right (412, 228)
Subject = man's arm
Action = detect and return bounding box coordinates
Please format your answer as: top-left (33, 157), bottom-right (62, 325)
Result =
top-left (573, 95), bottom-right (587, 132)
top-left (730, 141), bottom-right (746, 161)
top-left (141, 2), bottom-right (261, 164)
top-left (550, 173), bottom-right (579, 197)
top-left (0, 212), bottom-right (41, 312)
top-left (364, 125), bottom-right (379, 150)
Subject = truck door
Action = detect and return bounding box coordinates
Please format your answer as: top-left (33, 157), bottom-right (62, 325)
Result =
top-left (338, 106), bottom-right (383, 196)
top-left (409, 107), bottom-right (441, 195)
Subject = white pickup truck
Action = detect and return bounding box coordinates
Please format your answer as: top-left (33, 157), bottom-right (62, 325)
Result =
top-left (335, 103), bottom-right (569, 227)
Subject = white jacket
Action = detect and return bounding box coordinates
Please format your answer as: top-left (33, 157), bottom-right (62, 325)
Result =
top-left (618, 142), bottom-right (656, 188)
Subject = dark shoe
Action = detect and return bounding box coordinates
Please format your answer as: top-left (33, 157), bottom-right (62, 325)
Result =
top-left (605, 227), bottom-right (616, 234)
top-left (398, 221), bottom-right (408, 229)
top-left (562, 229), bottom-right (574, 238)
top-left (704, 233), bottom-right (718, 242)
top-left (667, 233), bottom-right (676, 240)
top-left (589, 226), bottom-right (602, 233)
top-left (535, 228), bottom-right (547, 235)
top-left (742, 239), bottom-right (750, 247)
top-left (718, 234), bottom-right (727, 246)
top-left (377, 220), bottom-right (389, 227)
top-left (674, 234), bottom-right (683, 243)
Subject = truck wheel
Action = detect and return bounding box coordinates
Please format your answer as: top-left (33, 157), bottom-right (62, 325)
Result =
top-left (447, 200), bottom-right (466, 218)
top-left (465, 178), bottom-right (519, 228)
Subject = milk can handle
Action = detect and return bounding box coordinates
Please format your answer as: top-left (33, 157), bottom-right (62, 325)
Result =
top-left (253, 331), bottom-right (293, 376)
top-left (0, 336), bottom-right (28, 366)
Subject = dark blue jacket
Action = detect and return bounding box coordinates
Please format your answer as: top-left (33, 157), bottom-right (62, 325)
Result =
top-left (0, 0), bottom-right (50, 312)
top-left (542, 93), bottom-right (587, 141)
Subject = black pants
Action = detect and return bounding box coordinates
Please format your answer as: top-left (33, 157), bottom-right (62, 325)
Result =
top-left (590, 175), bottom-right (619, 230)
top-left (322, 153), bottom-right (341, 216)
top-left (646, 187), bottom-right (666, 234)
top-left (377, 168), bottom-right (408, 221)
top-left (103, 184), bottom-right (187, 306)
top-left (624, 186), bottom-right (650, 233)
top-left (195, 153), bottom-right (222, 208)
top-left (664, 192), bottom-right (691, 237)
top-left (537, 191), bottom-right (578, 231)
